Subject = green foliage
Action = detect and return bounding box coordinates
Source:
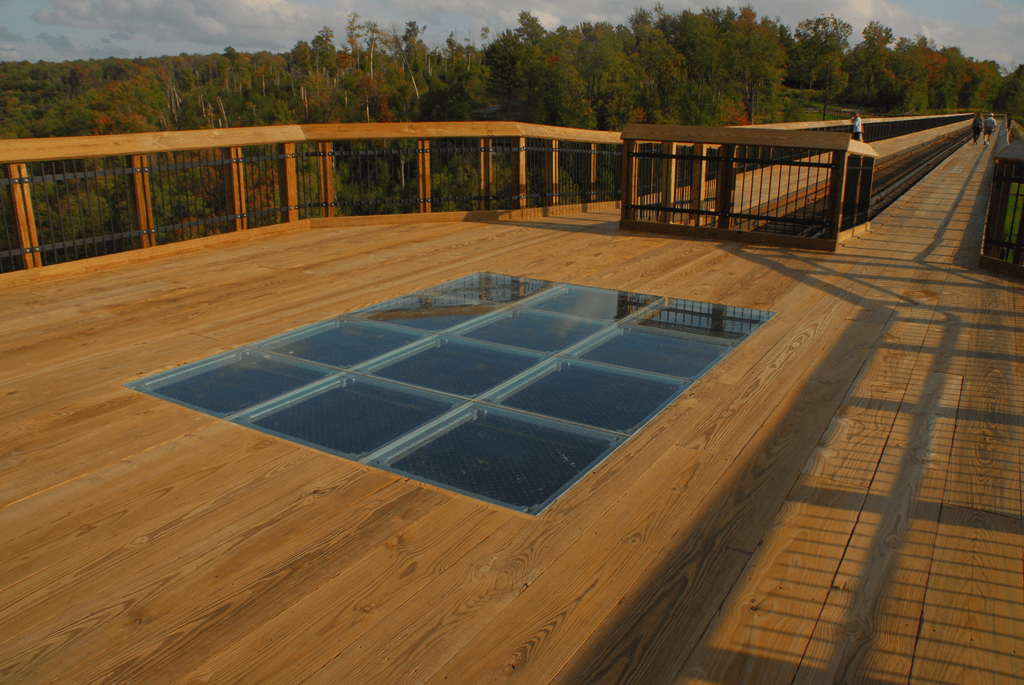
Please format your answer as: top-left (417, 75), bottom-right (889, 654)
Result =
top-left (795, 14), bottom-right (852, 119)
top-left (0, 4), bottom-right (1012, 141)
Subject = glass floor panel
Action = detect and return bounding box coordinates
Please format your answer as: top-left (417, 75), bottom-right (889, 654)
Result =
top-left (241, 376), bottom-right (461, 458)
top-left (383, 408), bottom-right (619, 514)
top-left (370, 338), bottom-right (542, 397)
top-left (527, 285), bottom-right (657, 322)
top-left (352, 274), bottom-right (553, 331)
top-left (495, 361), bottom-right (686, 433)
top-left (638, 299), bottom-right (773, 341)
top-left (130, 349), bottom-right (333, 417)
top-left (128, 272), bottom-right (773, 514)
top-left (255, 319), bottom-right (425, 368)
top-left (460, 310), bottom-right (606, 353)
top-left (421, 273), bottom-right (553, 305)
top-left (356, 295), bottom-right (499, 331)
top-left (578, 328), bottom-right (732, 379)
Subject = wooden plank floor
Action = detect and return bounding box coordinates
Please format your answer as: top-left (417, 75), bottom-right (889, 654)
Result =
top-left (0, 136), bottom-right (1021, 685)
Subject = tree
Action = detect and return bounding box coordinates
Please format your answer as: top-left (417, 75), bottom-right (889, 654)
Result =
top-left (795, 14), bottom-right (852, 119)
top-left (848, 21), bottom-right (893, 103)
top-left (725, 6), bottom-right (786, 124)
top-left (311, 27), bottom-right (337, 76)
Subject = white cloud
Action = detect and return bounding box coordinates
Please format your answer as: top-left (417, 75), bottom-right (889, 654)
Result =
top-left (0, 25), bottom-right (26, 42)
top-left (35, 31), bottom-right (75, 53)
top-left (31, 0), bottom-right (326, 51)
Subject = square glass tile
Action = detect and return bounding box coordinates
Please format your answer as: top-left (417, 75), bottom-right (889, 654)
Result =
top-left (495, 361), bottom-right (685, 433)
top-left (384, 408), bottom-right (619, 513)
top-left (579, 328), bottom-right (731, 379)
top-left (527, 285), bottom-right (657, 322)
top-left (255, 319), bottom-right (424, 367)
top-left (422, 273), bottom-right (553, 305)
top-left (460, 310), bottom-right (605, 353)
top-left (242, 376), bottom-right (461, 458)
top-left (355, 294), bottom-right (499, 331)
top-left (132, 349), bottom-right (333, 417)
top-left (370, 338), bottom-right (542, 397)
top-left (638, 299), bottom-right (771, 341)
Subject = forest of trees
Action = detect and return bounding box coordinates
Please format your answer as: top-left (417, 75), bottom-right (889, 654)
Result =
top-left (2, 4), bottom-right (1023, 140)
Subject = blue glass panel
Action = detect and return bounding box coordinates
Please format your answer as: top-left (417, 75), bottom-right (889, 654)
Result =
top-left (498, 362), bottom-right (684, 433)
top-left (638, 299), bottom-right (771, 341)
top-left (359, 297), bottom-right (498, 331)
top-left (249, 378), bottom-right (458, 458)
top-left (528, 286), bottom-right (656, 321)
top-left (580, 329), bottom-right (730, 379)
top-left (256, 320), bottom-right (424, 368)
top-left (461, 310), bottom-right (606, 353)
top-left (144, 350), bottom-right (332, 416)
top-left (388, 409), bottom-right (616, 513)
top-left (423, 273), bottom-right (553, 304)
top-left (372, 339), bottom-right (541, 397)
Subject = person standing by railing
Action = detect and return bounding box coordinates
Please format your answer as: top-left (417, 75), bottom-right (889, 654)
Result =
top-left (972, 113), bottom-right (984, 145)
top-left (851, 112), bottom-right (863, 142)
top-left (983, 113), bottom-right (997, 145)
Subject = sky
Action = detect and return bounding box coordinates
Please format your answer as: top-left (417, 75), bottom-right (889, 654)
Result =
top-left (1, 0), bottom-right (1022, 70)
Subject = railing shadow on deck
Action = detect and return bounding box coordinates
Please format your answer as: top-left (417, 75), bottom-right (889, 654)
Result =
top-left (547, 132), bottom-right (1022, 685)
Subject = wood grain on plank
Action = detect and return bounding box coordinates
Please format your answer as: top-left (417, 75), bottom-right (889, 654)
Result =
top-left (910, 504), bottom-right (1024, 684)
top-left (792, 371), bottom-right (962, 685)
top-left (176, 498), bottom-right (509, 685)
top-left (676, 475), bottom-right (866, 685)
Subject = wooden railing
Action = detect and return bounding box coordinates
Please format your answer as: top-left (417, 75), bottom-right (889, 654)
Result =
top-left (748, 113), bottom-right (973, 143)
top-left (619, 124), bottom-right (879, 250)
top-left (0, 122), bottom-right (622, 273)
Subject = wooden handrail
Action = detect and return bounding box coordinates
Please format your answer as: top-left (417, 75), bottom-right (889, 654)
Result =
top-left (621, 124), bottom-right (878, 157)
top-left (0, 122), bottom-right (623, 164)
top-left (745, 113), bottom-right (970, 131)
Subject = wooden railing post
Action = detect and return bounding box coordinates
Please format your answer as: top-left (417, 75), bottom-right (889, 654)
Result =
top-left (660, 142), bottom-right (676, 223)
top-left (130, 154), bottom-right (156, 247)
top-left (716, 144), bottom-right (736, 231)
top-left (690, 144), bottom-right (707, 226)
top-left (278, 143), bottom-right (298, 224)
top-left (6, 163), bottom-right (41, 268)
top-left (826, 150), bottom-right (848, 239)
top-left (545, 139), bottom-right (559, 206)
top-left (620, 140), bottom-right (636, 221)
top-left (479, 138), bottom-right (492, 211)
top-left (513, 137), bottom-right (527, 210)
top-left (222, 147), bottom-right (247, 232)
top-left (318, 142), bottom-right (335, 218)
top-left (417, 139), bottom-right (432, 213)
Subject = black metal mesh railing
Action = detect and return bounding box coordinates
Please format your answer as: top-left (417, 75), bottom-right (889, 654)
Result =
top-left (628, 143), bottom-right (840, 238)
top-left (983, 155), bottom-right (1024, 265)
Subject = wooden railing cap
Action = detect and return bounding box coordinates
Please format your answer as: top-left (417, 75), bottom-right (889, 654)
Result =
top-left (0, 122), bottom-right (622, 164)
top-left (995, 140), bottom-right (1024, 163)
top-left (621, 123), bottom-right (879, 157)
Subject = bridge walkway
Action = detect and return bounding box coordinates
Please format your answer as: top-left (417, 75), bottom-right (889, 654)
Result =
top-left (0, 126), bottom-right (1018, 684)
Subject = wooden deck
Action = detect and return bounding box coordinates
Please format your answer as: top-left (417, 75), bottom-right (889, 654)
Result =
top-left (1, 136), bottom-right (1021, 684)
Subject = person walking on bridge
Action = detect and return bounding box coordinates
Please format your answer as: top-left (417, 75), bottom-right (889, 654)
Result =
top-left (972, 113), bottom-right (984, 144)
top-left (851, 112), bottom-right (863, 142)
top-left (984, 113), bottom-right (997, 145)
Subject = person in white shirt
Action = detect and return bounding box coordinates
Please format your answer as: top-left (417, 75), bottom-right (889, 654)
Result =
top-left (851, 113), bottom-right (863, 142)
top-left (984, 113), bottom-right (997, 145)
